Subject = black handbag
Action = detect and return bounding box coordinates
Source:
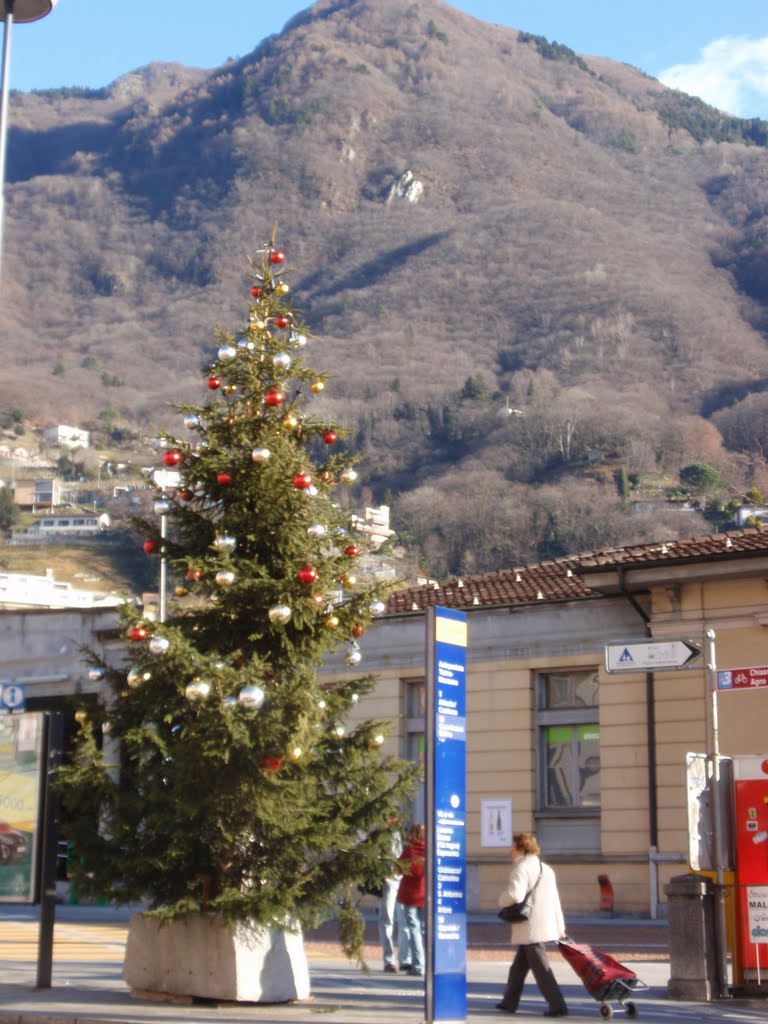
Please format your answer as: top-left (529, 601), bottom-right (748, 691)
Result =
top-left (498, 861), bottom-right (543, 923)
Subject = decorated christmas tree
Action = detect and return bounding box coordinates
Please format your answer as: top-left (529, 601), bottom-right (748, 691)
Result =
top-left (58, 236), bottom-right (417, 962)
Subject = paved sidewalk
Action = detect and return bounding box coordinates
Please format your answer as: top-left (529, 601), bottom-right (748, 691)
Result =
top-left (0, 907), bottom-right (765, 1024)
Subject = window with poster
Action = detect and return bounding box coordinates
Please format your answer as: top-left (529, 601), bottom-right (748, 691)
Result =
top-left (535, 669), bottom-right (600, 851)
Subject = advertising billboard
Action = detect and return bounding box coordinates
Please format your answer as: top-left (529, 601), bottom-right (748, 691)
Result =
top-left (0, 713), bottom-right (45, 902)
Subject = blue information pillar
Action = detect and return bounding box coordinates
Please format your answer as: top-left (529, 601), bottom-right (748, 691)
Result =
top-left (425, 606), bottom-right (467, 1024)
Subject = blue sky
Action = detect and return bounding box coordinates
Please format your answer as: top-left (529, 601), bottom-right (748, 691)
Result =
top-left (6, 0), bottom-right (768, 118)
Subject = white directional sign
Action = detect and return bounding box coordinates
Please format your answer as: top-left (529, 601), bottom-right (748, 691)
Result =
top-left (605, 639), bottom-right (702, 673)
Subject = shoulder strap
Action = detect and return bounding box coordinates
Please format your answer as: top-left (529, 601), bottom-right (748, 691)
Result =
top-left (528, 859), bottom-right (544, 897)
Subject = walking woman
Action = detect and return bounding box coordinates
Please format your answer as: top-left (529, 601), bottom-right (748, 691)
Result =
top-left (497, 832), bottom-right (568, 1017)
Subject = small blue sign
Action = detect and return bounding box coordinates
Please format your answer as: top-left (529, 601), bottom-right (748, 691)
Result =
top-left (431, 607), bottom-right (467, 1022)
top-left (717, 671), bottom-right (733, 690)
top-left (0, 683), bottom-right (26, 715)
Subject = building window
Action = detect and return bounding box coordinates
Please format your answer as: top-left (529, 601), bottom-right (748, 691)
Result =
top-left (537, 669), bottom-right (600, 811)
top-left (403, 677), bottom-right (425, 820)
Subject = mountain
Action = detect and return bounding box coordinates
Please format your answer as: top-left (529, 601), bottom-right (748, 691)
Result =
top-left (3, 0), bottom-right (768, 574)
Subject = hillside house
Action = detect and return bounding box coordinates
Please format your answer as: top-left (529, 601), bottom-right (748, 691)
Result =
top-left (11, 478), bottom-right (62, 510)
top-left (44, 425), bottom-right (90, 449)
top-left (11, 511), bottom-right (110, 542)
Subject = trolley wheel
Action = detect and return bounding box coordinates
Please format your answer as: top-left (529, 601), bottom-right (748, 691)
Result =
top-left (599, 1004), bottom-right (613, 1019)
top-left (625, 1002), bottom-right (637, 1018)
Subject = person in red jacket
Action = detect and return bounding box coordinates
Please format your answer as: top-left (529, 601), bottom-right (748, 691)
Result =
top-left (396, 822), bottom-right (426, 976)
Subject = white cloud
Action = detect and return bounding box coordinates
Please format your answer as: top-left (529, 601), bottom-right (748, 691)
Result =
top-left (658, 35), bottom-right (768, 119)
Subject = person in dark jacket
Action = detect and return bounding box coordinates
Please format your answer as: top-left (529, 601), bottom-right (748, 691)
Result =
top-left (497, 831), bottom-right (568, 1017)
top-left (396, 822), bottom-right (426, 976)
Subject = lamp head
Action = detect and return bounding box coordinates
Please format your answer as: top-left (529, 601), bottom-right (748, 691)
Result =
top-left (0, 1), bottom-right (57, 24)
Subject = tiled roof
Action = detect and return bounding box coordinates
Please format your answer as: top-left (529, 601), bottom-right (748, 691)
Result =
top-left (385, 527), bottom-right (768, 614)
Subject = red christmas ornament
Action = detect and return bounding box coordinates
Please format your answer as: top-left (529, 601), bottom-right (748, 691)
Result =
top-left (163, 449), bottom-right (182, 467)
top-left (293, 472), bottom-right (313, 490)
top-left (274, 314), bottom-right (290, 329)
top-left (265, 388), bottom-right (285, 407)
top-left (179, 489), bottom-right (193, 502)
top-left (143, 539), bottom-right (157, 555)
top-left (270, 250), bottom-right (286, 265)
top-left (344, 545), bottom-right (360, 557)
top-left (250, 285), bottom-right (263, 298)
top-left (217, 472), bottom-right (233, 486)
top-left (207, 375), bottom-right (221, 390)
top-left (186, 568), bottom-right (203, 582)
top-left (129, 625), bottom-right (148, 642)
top-left (351, 624), bottom-right (365, 638)
top-left (260, 756), bottom-right (284, 773)
top-left (323, 430), bottom-right (337, 445)
top-left (298, 566), bottom-right (319, 585)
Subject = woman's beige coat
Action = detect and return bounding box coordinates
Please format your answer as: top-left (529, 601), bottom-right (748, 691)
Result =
top-left (498, 854), bottom-right (565, 945)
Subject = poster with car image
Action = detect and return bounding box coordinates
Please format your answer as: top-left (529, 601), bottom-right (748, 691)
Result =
top-left (0, 713), bottom-right (44, 902)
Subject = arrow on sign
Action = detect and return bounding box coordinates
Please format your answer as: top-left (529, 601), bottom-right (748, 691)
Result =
top-left (605, 639), bottom-right (702, 673)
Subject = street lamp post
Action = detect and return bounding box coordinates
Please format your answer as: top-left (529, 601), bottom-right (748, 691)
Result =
top-left (0, 0), bottom-right (58, 277)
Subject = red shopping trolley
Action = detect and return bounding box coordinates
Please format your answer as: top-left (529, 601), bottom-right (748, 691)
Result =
top-left (558, 938), bottom-right (647, 1019)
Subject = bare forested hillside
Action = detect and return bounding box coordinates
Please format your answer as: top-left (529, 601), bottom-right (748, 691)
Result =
top-left (3, 0), bottom-right (768, 573)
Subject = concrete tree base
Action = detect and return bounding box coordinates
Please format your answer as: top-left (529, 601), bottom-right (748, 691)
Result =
top-left (123, 911), bottom-right (310, 1003)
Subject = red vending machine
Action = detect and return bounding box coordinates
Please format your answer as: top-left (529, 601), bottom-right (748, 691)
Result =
top-left (733, 755), bottom-right (768, 986)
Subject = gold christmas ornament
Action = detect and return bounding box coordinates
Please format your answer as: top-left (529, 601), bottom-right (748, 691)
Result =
top-left (290, 746), bottom-right (302, 760)
top-left (341, 468), bottom-right (358, 484)
top-left (276, 282), bottom-right (290, 296)
top-left (310, 380), bottom-right (325, 393)
top-left (223, 384), bottom-right (237, 396)
top-left (74, 710), bottom-right (88, 725)
top-left (324, 615), bottom-right (340, 630)
top-left (175, 586), bottom-right (189, 597)
top-left (127, 668), bottom-right (151, 688)
top-left (186, 679), bottom-right (211, 701)
top-left (283, 414), bottom-right (299, 430)
top-left (268, 604), bottom-right (292, 625)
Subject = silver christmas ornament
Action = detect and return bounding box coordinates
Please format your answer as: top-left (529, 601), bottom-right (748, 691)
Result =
top-left (88, 667), bottom-right (106, 682)
top-left (344, 649), bottom-right (362, 667)
top-left (149, 636), bottom-right (170, 655)
top-left (184, 414), bottom-right (200, 431)
top-left (252, 447), bottom-right (271, 463)
top-left (290, 330), bottom-right (307, 347)
top-left (218, 344), bottom-right (237, 361)
top-left (369, 600), bottom-right (386, 617)
top-left (215, 570), bottom-right (235, 587)
top-left (153, 499), bottom-right (171, 515)
top-left (273, 352), bottom-right (291, 370)
top-left (238, 684), bottom-right (266, 710)
top-left (307, 523), bottom-right (326, 539)
top-left (212, 534), bottom-right (237, 552)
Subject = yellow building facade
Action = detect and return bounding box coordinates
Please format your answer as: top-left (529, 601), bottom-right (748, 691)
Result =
top-left (324, 529), bottom-right (768, 919)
